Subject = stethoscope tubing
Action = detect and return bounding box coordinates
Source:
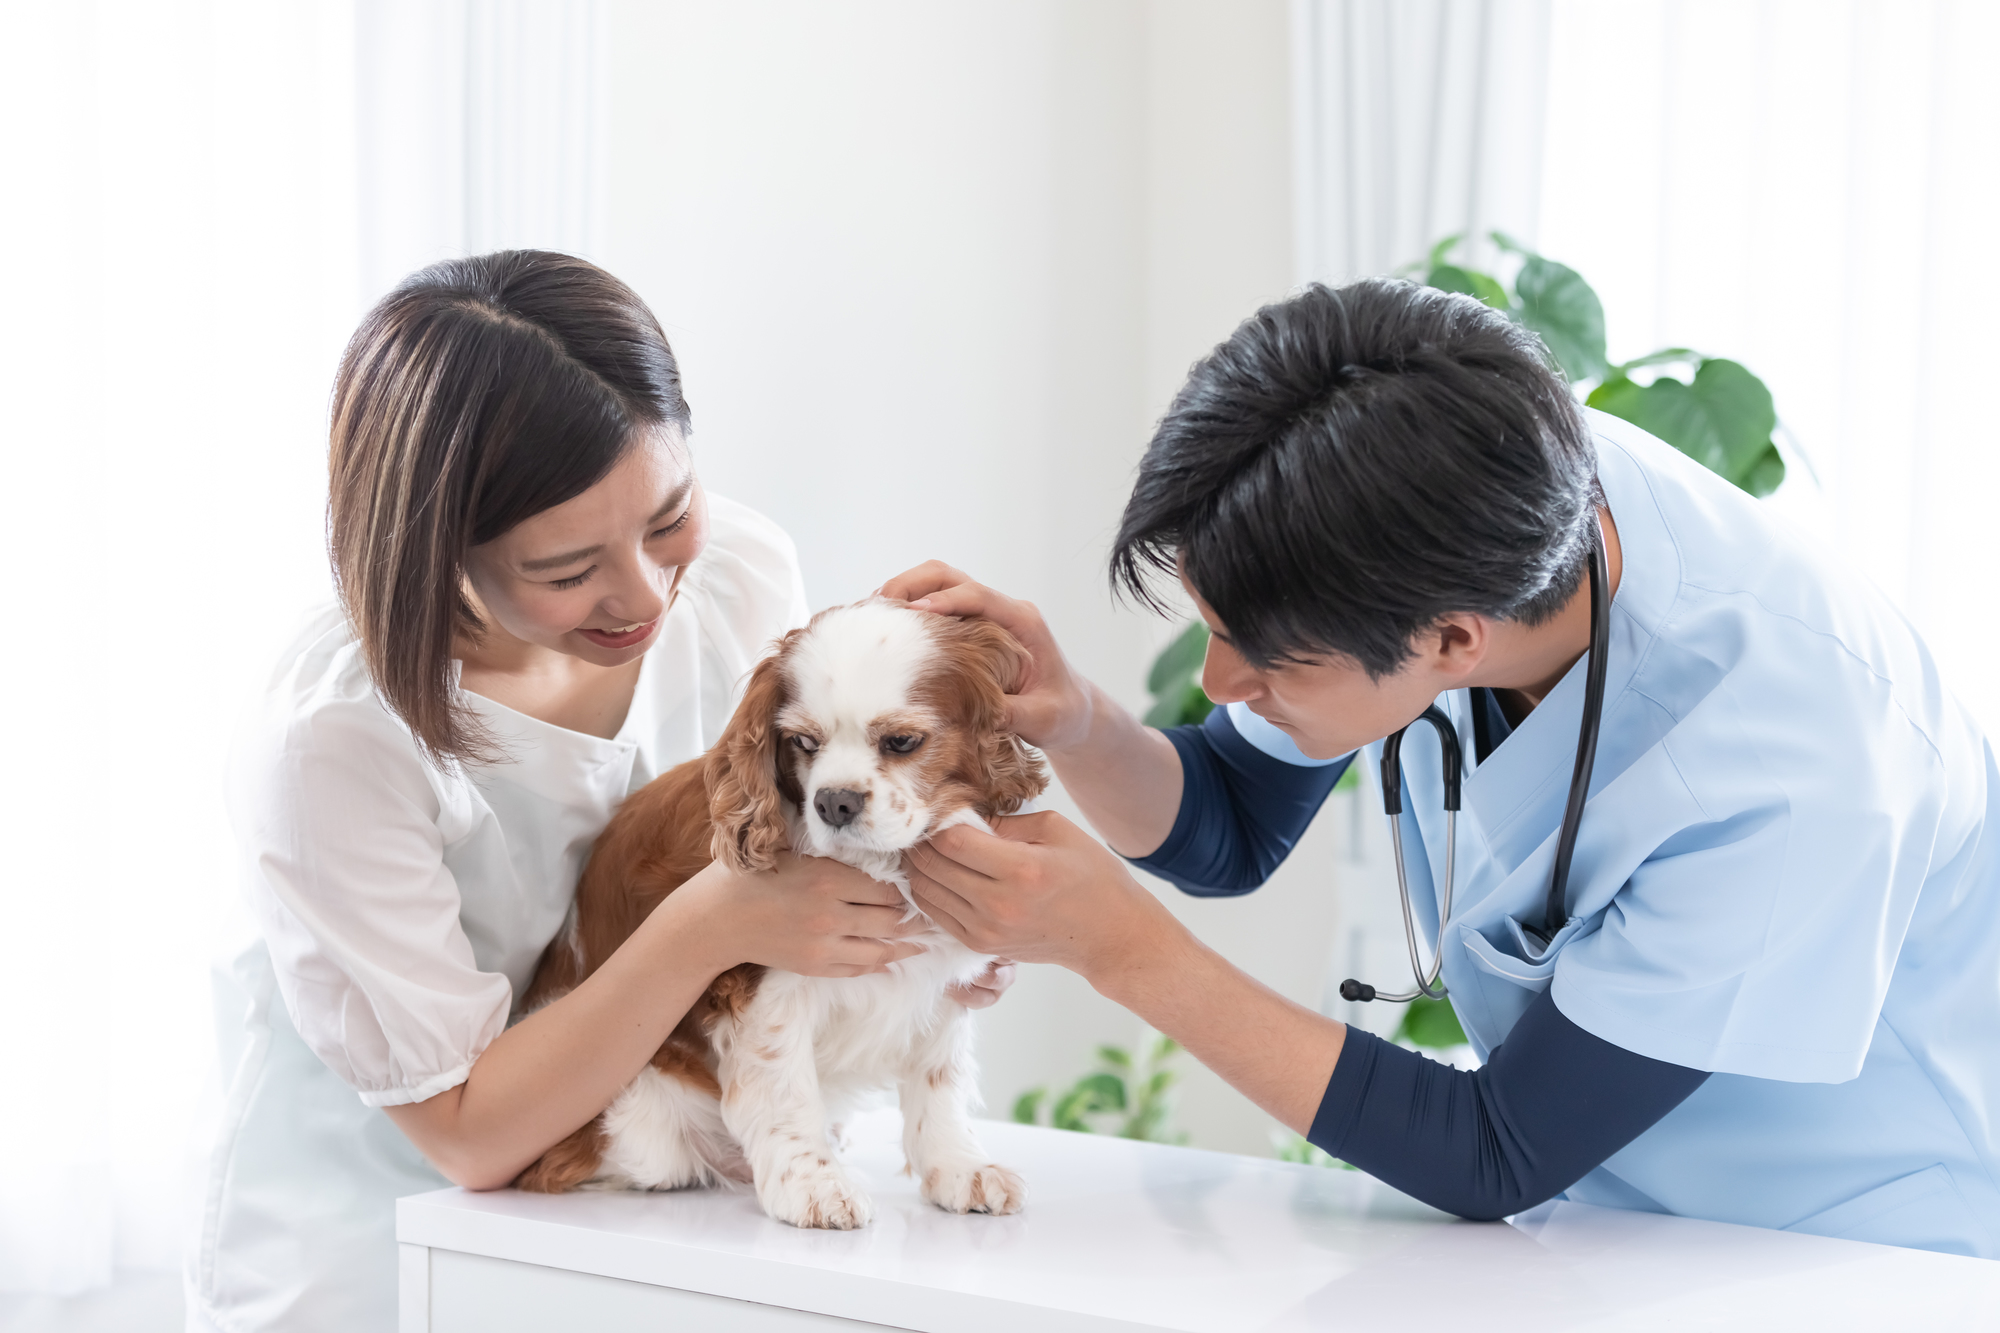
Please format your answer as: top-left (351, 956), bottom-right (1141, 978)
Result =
top-left (1376, 809), bottom-right (1453, 1002)
top-left (1339, 517), bottom-right (1611, 1007)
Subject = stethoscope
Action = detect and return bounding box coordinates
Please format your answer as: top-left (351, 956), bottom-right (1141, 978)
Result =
top-left (1339, 519), bottom-right (1611, 1005)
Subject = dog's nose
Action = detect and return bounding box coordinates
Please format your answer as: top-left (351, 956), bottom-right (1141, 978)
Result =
top-left (813, 787), bottom-right (869, 829)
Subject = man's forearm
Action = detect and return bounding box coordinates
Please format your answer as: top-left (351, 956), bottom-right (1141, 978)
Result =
top-left (1087, 908), bottom-right (1346, 1134)
top-left (1045, 680), bottom-right (1187, 858)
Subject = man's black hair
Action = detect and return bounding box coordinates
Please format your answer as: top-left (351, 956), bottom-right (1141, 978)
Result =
top-left (1110, 278), bottom-right (1599, 676)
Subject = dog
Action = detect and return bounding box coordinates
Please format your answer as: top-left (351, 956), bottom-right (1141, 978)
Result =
top-left (514, 598), bottom-right (1046, 1229)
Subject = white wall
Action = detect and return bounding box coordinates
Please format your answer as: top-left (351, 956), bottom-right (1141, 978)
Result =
top-left (598, 0), bottom-right (1330, 1155)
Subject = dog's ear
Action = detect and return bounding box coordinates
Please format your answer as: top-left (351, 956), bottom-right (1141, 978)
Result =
top-left (706, 641), bottom-right (801, 873)
top-left (928, 615), bottom-right (1050, 818)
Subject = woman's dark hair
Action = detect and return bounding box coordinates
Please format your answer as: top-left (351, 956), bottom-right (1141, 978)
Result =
top-left (1110, 278), bottom-right (1597, 676)
top-left (328, 250), bottom-right (692, 766)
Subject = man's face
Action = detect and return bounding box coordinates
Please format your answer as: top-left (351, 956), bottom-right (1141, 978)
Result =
top-left (1182, 575), bottom-right (1453, 762)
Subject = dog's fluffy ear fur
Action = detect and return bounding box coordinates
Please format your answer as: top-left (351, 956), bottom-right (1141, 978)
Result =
top-left (927, 614), bottom-right (1049, 817)
top-left (706, 640), bottom-right (802, 873)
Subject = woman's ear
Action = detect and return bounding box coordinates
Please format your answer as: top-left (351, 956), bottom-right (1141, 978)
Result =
top-left (705, 642), bottom-right (801, 873)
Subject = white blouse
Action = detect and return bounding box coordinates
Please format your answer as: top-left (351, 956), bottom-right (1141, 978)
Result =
top-left (187, 495), bottom-right (808, 1333)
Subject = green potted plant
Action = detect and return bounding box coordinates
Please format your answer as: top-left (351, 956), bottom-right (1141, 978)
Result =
top-left (1013, 1034), bottom-right (1189, 1144)
top-left (1413, 232), bottom-right (1786, 497)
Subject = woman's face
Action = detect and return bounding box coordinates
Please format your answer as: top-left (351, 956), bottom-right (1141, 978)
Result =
top-left (462, 428), bottom-right (709, 668)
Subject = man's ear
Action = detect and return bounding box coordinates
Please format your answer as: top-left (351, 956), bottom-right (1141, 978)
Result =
top-left (1425, 613), bottom-right (1492, 685)
top-left (705, 641), bottom-right (802, 873)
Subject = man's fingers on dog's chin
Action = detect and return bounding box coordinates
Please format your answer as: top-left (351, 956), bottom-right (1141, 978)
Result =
top-left (928, 822), bottom-right (1015, 861)
top-left (911, 836), bottom-right (993, 887)
top-left (988, 809), bottom-right (1064, 844)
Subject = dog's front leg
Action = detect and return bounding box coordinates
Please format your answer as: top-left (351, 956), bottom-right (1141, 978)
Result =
top-left (716, 985), bottom-right (873, 1230)
top-left (900, 1002), bottom-right (1025, 1215)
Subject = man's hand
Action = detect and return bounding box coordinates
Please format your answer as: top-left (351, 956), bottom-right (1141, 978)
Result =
top-left (905, 810), bottom-right (1180, 983)
top-left (912, 798), bottom-right (1346, 1141)
top-left (879, 561), bottom-right (1094, 754)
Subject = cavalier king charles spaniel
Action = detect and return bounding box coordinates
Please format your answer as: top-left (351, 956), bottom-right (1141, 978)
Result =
top-left (515, 599), bottom-right (1045, 1229)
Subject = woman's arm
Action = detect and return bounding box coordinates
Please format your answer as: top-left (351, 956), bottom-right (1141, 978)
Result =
top-left (880, 562), bottom-right (1183, 856)
top-left (386, 853), bottom-right (920, 1190)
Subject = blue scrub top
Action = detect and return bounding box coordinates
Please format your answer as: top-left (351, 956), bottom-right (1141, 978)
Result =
top-left (1237, 410), bottom-right (2000, 1256)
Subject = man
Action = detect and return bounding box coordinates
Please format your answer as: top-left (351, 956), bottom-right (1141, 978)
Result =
top-left (888, 279), bottom-right (2000, 1255)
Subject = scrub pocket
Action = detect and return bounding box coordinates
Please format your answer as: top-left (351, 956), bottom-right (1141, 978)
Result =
top-left (1783, 1164), bottom-right (1994, 1258)
top-left (1451, 915), bottom-right (1591, 1043)
top-left (1458, 914), bottom-right (1588, 994)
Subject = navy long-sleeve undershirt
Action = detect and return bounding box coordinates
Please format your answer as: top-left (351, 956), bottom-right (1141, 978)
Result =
top-left (1129, 700), bottom-right (1710, 1219)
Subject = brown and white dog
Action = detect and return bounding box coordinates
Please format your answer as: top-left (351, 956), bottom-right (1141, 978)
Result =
top-left (515, 598), bottom-right (1045, 1229)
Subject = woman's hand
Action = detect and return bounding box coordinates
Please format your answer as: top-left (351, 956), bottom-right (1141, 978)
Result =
top-left (879, 561), bottom-right (1094, 755)
top-left (673, 852), bottom-right (928, 978)
top-left (905, 811), bottom-right (1180, 984)
top-left (946, 959), bottom-right (1017, 1010)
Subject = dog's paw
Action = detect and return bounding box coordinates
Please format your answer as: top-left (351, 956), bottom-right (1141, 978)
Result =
top-left (921, 1161), bottom-right (1025, 1215)
top-left (759, 1157), bottom-right (875, 1230)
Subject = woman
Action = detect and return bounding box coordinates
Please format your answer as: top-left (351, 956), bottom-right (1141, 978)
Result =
top-left (187, 251), bottom-right (1005, 1332)
top-left (893, 279), bottom-right (2000, 1257)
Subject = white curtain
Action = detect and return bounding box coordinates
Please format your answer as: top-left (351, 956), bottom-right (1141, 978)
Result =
top-left (0, 0), bottom-right (358, 1295)
top-left (1536, 0), bottom-right (2000, 737)
top-left (355, 0), bottom-right (606, 303)
top-left (1291, 0), bottom-right (1554, 284)
top-left (0, 0), bottom-right (604, 1297)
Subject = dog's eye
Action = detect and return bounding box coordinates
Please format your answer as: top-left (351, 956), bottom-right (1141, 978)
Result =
top-left (881, 735), bottom-right (922, 755)
top-left (791, 735), bottom-right (820, 753)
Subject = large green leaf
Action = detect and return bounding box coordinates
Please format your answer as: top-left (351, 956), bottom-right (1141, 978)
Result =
top-left (1742, 442), bottom-right (1786, 498)
top-left (1146, 621), bottom-right (1209, 695)
top-left (1587, 357), bottom-right (1784, 497)
top-left (1142, 683), bottom-right (1213, 729)
top-left (1512, 254), bottom-right (1608, 383)
top-left (1612, 347), bottom-right (1700, 372)
top-left (1425, 263), bottom-right (1511, 311)
top-left (1012, 1088), bottom-right (1046, 1125)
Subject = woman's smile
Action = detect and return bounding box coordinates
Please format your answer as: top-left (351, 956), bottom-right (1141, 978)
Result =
top-left (577, 616), bottom-right (660, 650)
